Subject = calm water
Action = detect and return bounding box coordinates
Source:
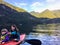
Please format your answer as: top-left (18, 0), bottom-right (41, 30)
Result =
top-left (21, 33), bottom-right (60, 45)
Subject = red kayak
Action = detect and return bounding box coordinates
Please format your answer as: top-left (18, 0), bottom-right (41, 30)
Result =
top-left (0, 34), bottom-right (26, 45)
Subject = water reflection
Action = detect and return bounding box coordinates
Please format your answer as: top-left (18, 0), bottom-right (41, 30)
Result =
top-left (22, 33), bottom-right (60, 45)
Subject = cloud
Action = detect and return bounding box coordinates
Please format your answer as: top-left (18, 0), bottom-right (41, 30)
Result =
top-left (14, 0), bottom-right (60, 12)
top-left (30, 2), bottom-right (44, 12)
top-left (33, 8), bottom-right (46, 13)
top-left (19, 3), bottom-right (27, 6)
top-left (46, 0), bottom-right (57, 3)
top-left (31, 2), bottom-right (43, 7)
top-left (47, 2), bottom-right (60, 10)
top-left (46, 0), bottom-right (60, 10)
top-left (14, 2), bottom-right (27, 6)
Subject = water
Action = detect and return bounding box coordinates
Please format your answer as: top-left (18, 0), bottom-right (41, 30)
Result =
top-left (21, 33), bottom-right (60, 45)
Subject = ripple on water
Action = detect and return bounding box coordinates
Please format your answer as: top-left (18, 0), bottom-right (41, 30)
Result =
top-left (25, 34), bottom-right (60, 45)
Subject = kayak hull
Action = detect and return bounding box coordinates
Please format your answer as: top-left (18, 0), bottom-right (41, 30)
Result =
top-left (0, 34), bottom-right (26, 45)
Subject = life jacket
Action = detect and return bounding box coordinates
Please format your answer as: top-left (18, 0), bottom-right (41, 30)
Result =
top-left (1, 34), bottom-right (7, 41)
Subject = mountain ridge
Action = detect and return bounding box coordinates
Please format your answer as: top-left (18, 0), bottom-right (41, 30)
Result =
top-left (0, 0), bottom-right (26, 12)
top-left (30, 9), bottom-right (60, 19)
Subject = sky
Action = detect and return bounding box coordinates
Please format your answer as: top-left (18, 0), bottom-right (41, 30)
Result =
top-left (4, 0), bottom-right (60, 12)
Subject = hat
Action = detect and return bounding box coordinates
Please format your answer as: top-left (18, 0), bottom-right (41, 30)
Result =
top-left (1, 29), bottom-right (8, 32)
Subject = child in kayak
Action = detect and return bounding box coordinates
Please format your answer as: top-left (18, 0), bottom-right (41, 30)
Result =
top-left (9, 24), bottom-right (20, 41)
top-left (0, 29), bottom-right (9, 44)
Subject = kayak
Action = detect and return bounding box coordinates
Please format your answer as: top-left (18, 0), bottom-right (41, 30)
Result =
top-left (0, 34), bottom-right (26, 45)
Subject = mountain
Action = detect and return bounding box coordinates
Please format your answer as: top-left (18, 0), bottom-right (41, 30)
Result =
top-left (0, 0), bottom-right (26, 12)
top-left (0, 0), bottom-right (60, 34)
top-left (0, 1), bottom-right (38, 34)
top-left (39, 9), bottom-right (57, 19)
top-left (30, 11), bottom-right (40, 18)
top-left (30, 9), bottom-right (57, 19)
top-left (30, 9), bottom-right (60, 24)
top-left (53, 10), bottom-right (60, 18)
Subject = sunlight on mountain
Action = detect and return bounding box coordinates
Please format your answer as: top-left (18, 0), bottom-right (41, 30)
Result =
top-left (31, 9), bottom-right (60, 19)
top-left (0, 0), bottom-right (26, 12)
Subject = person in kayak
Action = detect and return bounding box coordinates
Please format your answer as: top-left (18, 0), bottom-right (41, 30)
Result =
top-left (0, 29), bottom-right (10, 44)
top-left (9, 24), bottom-right (20, 41)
